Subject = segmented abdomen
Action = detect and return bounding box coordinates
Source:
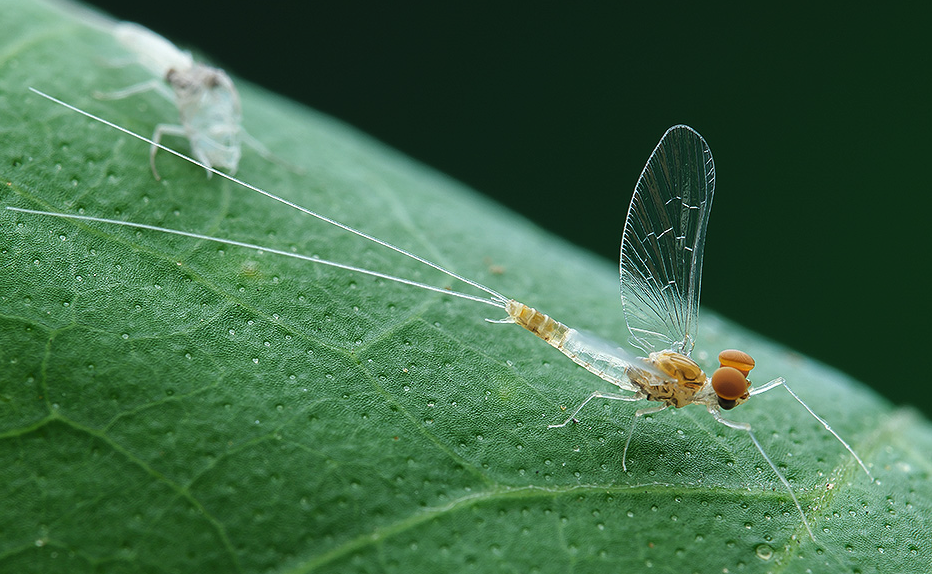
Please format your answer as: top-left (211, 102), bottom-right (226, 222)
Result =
top-left (506, 300), bottom-right (637, 391)
top-left (506, 300), bottom-right (570, 347)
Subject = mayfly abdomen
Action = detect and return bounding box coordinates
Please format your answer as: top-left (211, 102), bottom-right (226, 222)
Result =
top-left (507, 300), bottom-right (638, 391)
top-left (506, 300), bottom-right (570, 346)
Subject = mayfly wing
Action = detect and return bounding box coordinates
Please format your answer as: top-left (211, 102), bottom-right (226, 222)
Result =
top-left (620, 125), bottom-right (715, 357)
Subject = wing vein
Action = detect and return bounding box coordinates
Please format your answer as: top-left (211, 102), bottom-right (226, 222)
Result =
top-left (620, 125), bottom-right (715, 355)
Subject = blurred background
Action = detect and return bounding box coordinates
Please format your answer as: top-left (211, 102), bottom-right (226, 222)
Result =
top-left (82, 1), bottom-right (931, 416)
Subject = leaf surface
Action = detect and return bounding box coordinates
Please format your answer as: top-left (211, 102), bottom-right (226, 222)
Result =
top-left (0, 1), bottom-right (930, 572)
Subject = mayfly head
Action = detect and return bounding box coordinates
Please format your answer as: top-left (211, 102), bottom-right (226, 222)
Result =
top-left (711, 349), bottom-right (755, 410)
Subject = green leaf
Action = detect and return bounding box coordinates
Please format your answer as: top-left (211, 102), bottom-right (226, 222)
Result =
top-left (1, 1), bottom-right (930, 573)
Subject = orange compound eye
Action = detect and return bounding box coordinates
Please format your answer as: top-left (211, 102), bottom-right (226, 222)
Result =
top-left (718, 349), bottom-right (755, 377)
top-left (711, 366), bottom-right (748, 400)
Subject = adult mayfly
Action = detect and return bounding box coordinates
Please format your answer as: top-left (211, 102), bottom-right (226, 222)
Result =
top-left (11, 88), bottom-right (873, 540)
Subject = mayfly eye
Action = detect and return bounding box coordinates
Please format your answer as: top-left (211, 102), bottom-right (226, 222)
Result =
top-left (711, 366), bottom-right (748, 401)
top-left (718, 349), bottom-right (755, 377)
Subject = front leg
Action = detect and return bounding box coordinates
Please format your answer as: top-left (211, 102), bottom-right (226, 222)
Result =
top-left (749, 377), bottom-right (872, 479)
top-left (707, 406), bottom-right (815, 540)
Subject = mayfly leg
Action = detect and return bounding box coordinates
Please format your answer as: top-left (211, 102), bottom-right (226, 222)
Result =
top-left (94, 78), bottom-right (174, 102)
top-left (621, 403), bottom-right (668, 472)
top-left (547, 391), bottom-right (645, 429)
top-left (707, 407), bottom-right (815, 540)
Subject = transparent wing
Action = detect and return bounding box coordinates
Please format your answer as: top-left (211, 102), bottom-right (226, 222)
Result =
top-left (620, 125), bottom-right (715, 356)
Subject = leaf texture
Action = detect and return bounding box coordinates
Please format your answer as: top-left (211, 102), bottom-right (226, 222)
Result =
top-left (0, 1), bottom-right (930, 572)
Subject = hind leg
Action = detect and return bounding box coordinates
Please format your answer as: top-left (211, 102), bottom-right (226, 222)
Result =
top-left (548, 390), bottom-right (643, 429)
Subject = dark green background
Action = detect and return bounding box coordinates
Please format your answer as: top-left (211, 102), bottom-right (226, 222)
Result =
top-left (83, 2), bottom-right (931, 416)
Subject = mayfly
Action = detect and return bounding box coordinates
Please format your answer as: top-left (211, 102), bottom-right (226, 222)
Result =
top-left (11, 88), bottom-right (873, 540)
top-left (95, 22), bottom-right (269, 179)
